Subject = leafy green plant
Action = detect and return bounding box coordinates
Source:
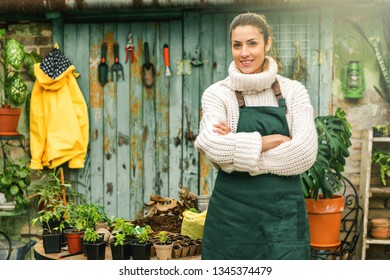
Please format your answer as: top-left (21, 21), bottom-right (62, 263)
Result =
top-left (28, 167), bottom-right (85, 211)
top-left (66, 203), bottom-right (108, 231)
top-left (155, 231), bottom-right (170, 245)
top-left (134, 225), bottom-right (153, 244)
top-left (372, 149), bottom-right (390, 186)
top-left (0, 29), bottom-right (41, 106)
top-left (373, 124), bottom-right (389, 137)
top-left (31, 202), bottom-right (69, 234)
top-left (111, 231), bottom-right (126, 246)
top-left (0, 157), bottom-right (30, 209)
top-left (301, 108), bottom-right (352, 199)
top-left (112, 218), bottom-right (135, 236)
top-left (348, 19), bottom-right (390, 107)
top-left (83, 227), bottom-right (103, 243)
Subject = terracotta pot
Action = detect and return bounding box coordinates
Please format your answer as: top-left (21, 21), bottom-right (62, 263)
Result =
top-left (305, 194), bottom-right (344, 250)
top-left (64, 229), bottom-right (84, 254)
top-left (0, 106), bottom-right (22, 136)
top-left (370, 218), bottom-right (390, 239)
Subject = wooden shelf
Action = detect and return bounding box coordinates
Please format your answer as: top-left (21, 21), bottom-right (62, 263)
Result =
top-left (369, 187), bottom-right (390, 195)
top-left (372, 137), bottom-right (390, 142)
top-left (366, 238), bottom-right (390, 245)
top-left (359, 129), bottom-right (390, 260)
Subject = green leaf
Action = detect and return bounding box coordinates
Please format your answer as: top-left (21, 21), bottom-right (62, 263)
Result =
top-left (10, 185), bottom-right (19, 195)
top-left (5, 39), bottom-right (26, 70)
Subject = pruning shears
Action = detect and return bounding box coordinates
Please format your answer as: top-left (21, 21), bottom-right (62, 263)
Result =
top-left (125, 33), bottom-right (135, 63)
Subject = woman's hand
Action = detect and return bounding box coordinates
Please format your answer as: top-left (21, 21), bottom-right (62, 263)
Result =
top-left (213, 121), bottom-right (231, 135)
top-left (212, 121), bottom-right (291, 151)
top-left (262, 134), bottom-right (291, 151)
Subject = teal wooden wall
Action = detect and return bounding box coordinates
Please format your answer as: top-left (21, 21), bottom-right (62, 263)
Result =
top-left (55, 8), bottom-right (332, 220)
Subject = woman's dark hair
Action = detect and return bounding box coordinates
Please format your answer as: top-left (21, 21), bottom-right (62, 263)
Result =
top-left (229, 13), bottom-right (271, 44)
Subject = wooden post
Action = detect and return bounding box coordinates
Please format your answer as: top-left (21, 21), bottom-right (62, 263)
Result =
top-left (60, 167), bottom-right (66, 206)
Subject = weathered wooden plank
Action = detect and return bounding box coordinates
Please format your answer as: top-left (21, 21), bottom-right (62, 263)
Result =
top-left (319, 7), bottom-right (334, 116)
top-left (198, 14), bottom-right (214, 196)
top-left (116, 23), bottom-right (131, 219)
top-left (168, 19), bottom-right (184, 199)
top-left (88, 24), bottom-right (105, 206)
top-left (129, 22), bottom-right (145, 219)
top-left (74, 23), bottom-right (92, 202)
top-left (103, 23), bottom-right (117, 217)
top-left (307, 9), bottom-right (321, 115)
top-left (142, 22), bottom-right (157, 207)
top-left (155, 21), bottom-right (170, 197)
top-left (183, 12), bottom-right (200, 195)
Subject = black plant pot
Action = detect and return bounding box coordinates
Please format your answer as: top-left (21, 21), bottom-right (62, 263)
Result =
top-left (110, 241), bottom-right (131, 260)
top-left (84, 241), bottom-right (106, 260)
top-left (131, 242), bottom-right (151, 260)
top-left (42, 231), bottom-right (62, 254)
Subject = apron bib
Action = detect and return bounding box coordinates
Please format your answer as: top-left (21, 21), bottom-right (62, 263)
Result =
top-left (202, 86), bottom-right (310, 260)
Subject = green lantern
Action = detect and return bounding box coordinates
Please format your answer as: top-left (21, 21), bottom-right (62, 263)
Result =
top-left (342, 61), bottom-right (366, 99)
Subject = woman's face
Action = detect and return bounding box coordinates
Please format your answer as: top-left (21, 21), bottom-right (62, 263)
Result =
top-left (231, 25), bottom-right (272, 74)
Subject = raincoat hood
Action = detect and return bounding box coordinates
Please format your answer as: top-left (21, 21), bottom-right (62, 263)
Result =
top-left (34, 63), bottom-right (76, 91)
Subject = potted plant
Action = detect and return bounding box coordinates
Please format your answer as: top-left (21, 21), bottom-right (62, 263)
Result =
top-left (0, 157), bottom-right (30, 211)
top-left (82, 227), bottom-right (106, 260)
top-left (110, 217), bottom-right (135, 259)
top-left (31, 203), bottom-right (69, 254)
top-left (372, 149), bottom-right (390, 187)
top-left (109, 230), bottom-right (128, 260)
top-left (373, 124), bottom-right (389, 137)
top-left (131, 225), bottom-right (153, 260)
top-left (301, 108), bottom-right (352, 250)
top-left (153, 231), bottom-right (173, 260)
top-left (0, 29), bottom-right (42, 135)
top-left (63, 203), bottom-right (109, 254)
top-left (28, 167), bottom-right (85, 211)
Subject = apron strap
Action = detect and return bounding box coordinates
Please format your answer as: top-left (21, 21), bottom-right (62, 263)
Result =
top-left (235, 80), bottom-right (287, 113)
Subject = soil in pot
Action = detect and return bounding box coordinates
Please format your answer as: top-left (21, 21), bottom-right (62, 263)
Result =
top-left (154, 243), bottom-right (173, 260)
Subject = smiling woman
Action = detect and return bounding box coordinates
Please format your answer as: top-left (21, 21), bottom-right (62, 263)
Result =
top-left (194, 12), bottom-right (318, 260)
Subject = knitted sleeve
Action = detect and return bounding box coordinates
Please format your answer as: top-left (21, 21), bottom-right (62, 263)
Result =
top-left (194, 85), bottom-right (263, 173)
top-left (252, 81), bottom-right (318, 176)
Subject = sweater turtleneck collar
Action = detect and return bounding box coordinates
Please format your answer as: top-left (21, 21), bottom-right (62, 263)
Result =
top-left (226, 56), bottom-right (278, 94)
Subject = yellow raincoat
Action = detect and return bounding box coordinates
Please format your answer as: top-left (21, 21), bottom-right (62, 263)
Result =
top-left (29, 63), bottom-right (89, 170)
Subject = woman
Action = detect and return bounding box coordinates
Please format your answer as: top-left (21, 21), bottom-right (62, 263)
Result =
top-left (194, 13), bottom-right (318, 260)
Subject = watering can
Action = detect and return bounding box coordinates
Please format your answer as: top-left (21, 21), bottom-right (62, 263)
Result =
top-left (0, 231), bottom-right (37, 260)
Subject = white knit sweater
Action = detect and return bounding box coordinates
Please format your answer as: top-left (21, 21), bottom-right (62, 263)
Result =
top-left (194, 57), bottom-right (318, 176)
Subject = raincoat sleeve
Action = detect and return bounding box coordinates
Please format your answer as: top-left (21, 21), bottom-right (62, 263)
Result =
top-left (29, 82), bottom-right (46, 170)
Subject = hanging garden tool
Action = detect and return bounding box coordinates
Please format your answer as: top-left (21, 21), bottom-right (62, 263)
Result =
top-left (125, 33), bottom-right (135, 64)
top-left (142, 41), bottom-right (155, 88)
top-left (111, 42), bottom-right (124, 81)
top-left (98, 42), bottom-right (108, 86)
top-left (163, 44), bottom-right (171, 77)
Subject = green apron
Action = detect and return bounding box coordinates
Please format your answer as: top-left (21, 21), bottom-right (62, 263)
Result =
top-left (202, 89), bottom-right (310, 260)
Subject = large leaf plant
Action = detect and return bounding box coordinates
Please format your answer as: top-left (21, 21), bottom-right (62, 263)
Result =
top-left (301, 108), bottom-right (352, 200)
top-left (0, 29), bottom-right (41, 107)
top-left (348, 19), bottom-right (390, 107)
